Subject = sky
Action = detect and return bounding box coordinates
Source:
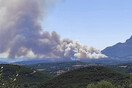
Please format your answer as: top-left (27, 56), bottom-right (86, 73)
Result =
top-left (0, 0), bottom-right (132, 62)
top-left (42, 0), bottom-right (132, 50)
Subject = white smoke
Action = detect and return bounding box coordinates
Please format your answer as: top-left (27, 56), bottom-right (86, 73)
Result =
top-left (0, 0), bottom-right (107, 59)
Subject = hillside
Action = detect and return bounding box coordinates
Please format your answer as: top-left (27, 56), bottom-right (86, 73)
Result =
top-left (0, 64), bottom-right (53, 88)
top-left (102, 36), bottom-right (132, 59)
top-left (39, 66), bottom-right (130, 88)
top-left (28, 61), bottom-right (100, 75)
top-left (109, 63), bottom-right (132, 74)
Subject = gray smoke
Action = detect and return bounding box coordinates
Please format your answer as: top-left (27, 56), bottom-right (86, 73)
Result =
top-left (0, 0), bottom-right (107, 59)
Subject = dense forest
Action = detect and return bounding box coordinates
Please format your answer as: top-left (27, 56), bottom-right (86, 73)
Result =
top-left (1, 64), bottom-right (132, 88)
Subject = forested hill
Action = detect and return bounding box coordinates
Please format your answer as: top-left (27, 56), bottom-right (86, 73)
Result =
top-left (0, 64), bottom-right (53, 88)
top-left (40, 66), bottom-right (130, 88)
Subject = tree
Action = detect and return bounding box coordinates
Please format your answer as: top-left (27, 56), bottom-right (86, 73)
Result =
top-left (0, 66), bottom-right (19, 88)
top-left (87, 81), bottom-right (118, 88)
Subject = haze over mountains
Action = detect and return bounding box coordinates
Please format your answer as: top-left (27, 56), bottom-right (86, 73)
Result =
top-left (0, 35), bottom-right (132, 65)
top-left (102, 36), bottom-right (132, 59)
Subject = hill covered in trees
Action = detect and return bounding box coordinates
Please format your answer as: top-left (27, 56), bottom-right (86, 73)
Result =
top-left (0, 64), bottom-right (53, 88)
top-left (0, 64), bottom-right (131, 88)
top-left (109, 63), bottom-right (132, 74)
top-left (28, 61), bottom-right (100, 75)
top-left (39, 66), bottom-right (130, 88)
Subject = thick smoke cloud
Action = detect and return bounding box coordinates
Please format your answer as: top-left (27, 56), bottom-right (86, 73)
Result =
top-left (0, 0), bottom-right (107, 59)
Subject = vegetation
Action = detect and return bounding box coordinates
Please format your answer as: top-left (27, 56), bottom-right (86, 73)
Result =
top-left (28, 61), bottom-right (95, 75)
top-left (39, 66), bottom-right (130, 88)
top-left (0, 64), bottom-right (53, 88)
top-left (0, 64), bottom-right (132, 88)
top-left (87, 80), bottom-right (125, 88)
top-left (108, 63), bottom-right (132, 74)
top-left (28, 61), bottom-right (132, 76)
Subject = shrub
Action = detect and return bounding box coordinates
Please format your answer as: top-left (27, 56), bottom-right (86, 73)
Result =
top-left (87, 81), bottom-right (118, 88)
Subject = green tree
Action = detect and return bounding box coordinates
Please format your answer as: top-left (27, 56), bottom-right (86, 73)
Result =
top-left (0, 66), bottom-right (19, 88)
top-left (87, 83), bottom-right (97, 88)
top-left (87, 81), bottom-right (118, 88)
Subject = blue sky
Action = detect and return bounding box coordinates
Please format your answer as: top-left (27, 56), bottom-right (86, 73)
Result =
top-left (42, 0), bottom-right (132, 50)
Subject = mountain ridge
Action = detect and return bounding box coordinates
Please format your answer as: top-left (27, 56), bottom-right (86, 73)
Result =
top-left (102, 36), bottom-right (132, 59)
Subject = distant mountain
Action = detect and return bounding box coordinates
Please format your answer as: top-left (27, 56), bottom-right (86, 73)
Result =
top-left (0, 58), bottom-right (9, 64)
top-left (0, 64), bottom-right (53, 88)
top-left (39, 66), bottom-right (130, 88)
top-left (13, 59), bottom-right (52, 65)
top-left (13, 58), bottom-right (71, 65)
top-left (0, 61), bottom-right (7, 64)
top-left (102, 36), bottom-right (132, 59)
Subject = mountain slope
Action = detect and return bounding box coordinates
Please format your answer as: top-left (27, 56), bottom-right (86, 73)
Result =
top-left (40, 66), bottom-right (130, 88)
top-left (102, 36), bottom-right (132, 58)
top-left (0, 64), bottom-right (53, 88)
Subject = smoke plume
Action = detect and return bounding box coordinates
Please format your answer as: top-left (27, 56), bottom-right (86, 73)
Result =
top-left (0, 0), bottom-right (107, 59)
